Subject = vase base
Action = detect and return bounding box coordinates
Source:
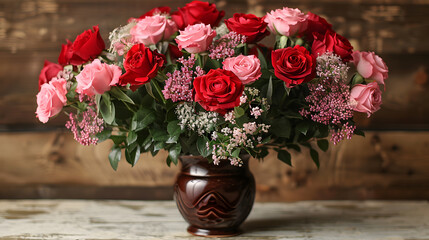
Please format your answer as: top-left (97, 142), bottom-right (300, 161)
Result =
top-left (187, 225), bottom-right (241, 238)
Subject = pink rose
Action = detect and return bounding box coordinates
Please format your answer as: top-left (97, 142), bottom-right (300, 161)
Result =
top-left (264, 7), bottom-right (308, 36)
top-left (350, 82), bottom-right (382, 117)
top-left (352, 51), bottom-right (388, 86)
top-left (223, 55), bottom-right (262, 85)
top-left (38, 60), bottom-right (63, 90)
top-left (130, 15), bottom-right (177, 46)
top-left (76, 59), bottom-right (122, 96)
top-left (36, 78), bottom-right (68, 123)
top-left (175, 23), bottom-right (216, 53)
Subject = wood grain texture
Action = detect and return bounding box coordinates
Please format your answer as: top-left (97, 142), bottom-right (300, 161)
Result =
top-left (1, 131), bottom-right (428, 201)
top-left (0, 200), bottom-right (428, 239)
top-left (0, 0), bottom-right (428, 129)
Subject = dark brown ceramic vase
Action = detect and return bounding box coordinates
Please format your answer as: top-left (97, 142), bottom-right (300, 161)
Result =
top-left (174, 155), bottom-right (255, 237)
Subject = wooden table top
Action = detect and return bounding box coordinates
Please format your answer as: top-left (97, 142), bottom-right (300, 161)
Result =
top-left (0, 200), bottom-right (428, 239)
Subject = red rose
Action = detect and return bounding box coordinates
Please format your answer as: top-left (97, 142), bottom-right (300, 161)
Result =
top-left (312, 30), bottom-right (353, 62)
top-left (224, 13), bottom-right (270, 43)
top-left (303, 12), bottom-right (332, 42)
top-left (119, 43), bottom-right (165, 89)
top-left (58, 26), bottom-right (105, 66)
top-left (128, 6), bottom-right (171, 22)
top-left (193, 69), bottom-right (244, 115)
top-left (168, 43), bottom-right (183, 61)
top-left (38, 60), bottom-right (63, 90)
top-left (271, 45), bottom-right (316, 87)
top-left (171, 1), bottom-right (225, 30)
top-left (58, 40), bottom-right (72, 66)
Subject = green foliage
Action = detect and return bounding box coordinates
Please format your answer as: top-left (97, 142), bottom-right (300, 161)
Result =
top-left (99, 93), bottom-right (115, 124)
top-left (277, 149), bottom-right (291, 166)
top-left (317, 139), bottom-right (329, 152)
top-left (310, 148), bottom-right (320, 169)
top-left (270, 118), bottom-right (291, 138)
top-left (108, 146), bottom-right (121, 171)
top-left (234, 107), bottom-right (245, 118)
top-left (110, 87), bottom-right (135, 104)
top-left (257, 48), bottom-right (268, 69)
top-left (131, 109), bottom-right (156, 131)
top-left (197, 136), bottom-right (211, 157)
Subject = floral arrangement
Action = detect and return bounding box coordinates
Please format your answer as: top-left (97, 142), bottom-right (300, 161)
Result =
top-left (36, 1), bottom-right (388, 170)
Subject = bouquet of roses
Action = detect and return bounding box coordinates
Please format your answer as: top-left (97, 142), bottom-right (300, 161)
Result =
top-left (36, 1), bottom-right (388, 170)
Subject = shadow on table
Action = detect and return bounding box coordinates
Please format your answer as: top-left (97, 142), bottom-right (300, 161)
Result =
top-left (241, 208), bottom-right (377, 234)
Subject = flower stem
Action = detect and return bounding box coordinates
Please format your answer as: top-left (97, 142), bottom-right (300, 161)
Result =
top-left (151, 80), bottom-right (167, 105)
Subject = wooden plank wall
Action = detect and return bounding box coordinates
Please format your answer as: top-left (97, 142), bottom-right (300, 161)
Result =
top-left (0, 0), bottom-right (428, 201)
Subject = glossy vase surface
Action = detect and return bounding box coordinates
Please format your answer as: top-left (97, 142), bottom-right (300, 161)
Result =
top-left (174, 155), bottom-right (255, 237)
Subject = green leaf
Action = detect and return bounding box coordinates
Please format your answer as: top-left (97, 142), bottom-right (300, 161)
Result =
top-left (168, 144), bottom-right (181, 165)
top-left (354, 129), bottom-right (365, 137)
top-left (234, 107), bottom-right (245, 118)
top-left (153, 141), bottom-right (165, 152)
top-left (197, 136), bottom-right (211, 157)
top-left (131, 109), bottom-right (156, 131)
top-left (310, 148), bottom-right (320, 169)
top-left (316, 124), bottom-right (330, 138)
top-left (317, 139), bottom-right (329, 152)
top-left (286, 144), bottom-right (301, 152)
top-left (96, 129), bottom-right (111, 143)
top-left (256, 48), bottom-right (267, 69)
top-left (167, 120), bottom-right (182, 137)
top-left (351, 73), bottom-right (364, 86)
top-left (294, 38), bottom-right (304, 46)
top-left (257, 148), bottom-right (269, 159)
top-left (296, 121), bottom-right (310, 135)
top-left (110, 135), bottom-right (126, 145)
top-left (205, 58), bottom-right (221, 70)
top-left (150, 128), bottom-right (169, 142)
top-left (95, 94), bottom-right (102, 115)
top-left (283, 82), bottom-right (291, 96)
top-left (270, 118), bottom-right (291, 138)
top-left (99, 93), bottom-right (115, 124)
top-left (267, 76), bottom-right (273, 104)
top-left (163, 64), bottom-right (177, 75)
top-left (279, 36), bottom-right (288, 49)
top-left (277, 150), bottom-right (292, 166)
top-left (127, 131), bottom-right (137, 145)
top-left (145, 82), bottom-right (157, 100)
top-left (142, 135), bottom-right (152, 150)
top-left (284, 111), bottom-right (303, 119)
top-left (108, 146), bottom-right (122, 171)
top-left (66, 82), bottom-right (78, 101)
top-left (231, 148), bottom-right (241, 158)
top-left (166, 135), bottom-right (179, 144)
top-left (110, 86), bottom-right (135, 104)
top-left (166, 156), bottom-right (172, 167)
top-left (125, 144), bottom-right (141, 166)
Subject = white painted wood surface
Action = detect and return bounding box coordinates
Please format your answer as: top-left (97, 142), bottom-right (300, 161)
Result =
top-left (0, 200), bottom-right (428, 239)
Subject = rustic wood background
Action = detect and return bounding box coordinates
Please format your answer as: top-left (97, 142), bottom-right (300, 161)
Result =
top-left (0, 0), bottom-right (428, 201)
